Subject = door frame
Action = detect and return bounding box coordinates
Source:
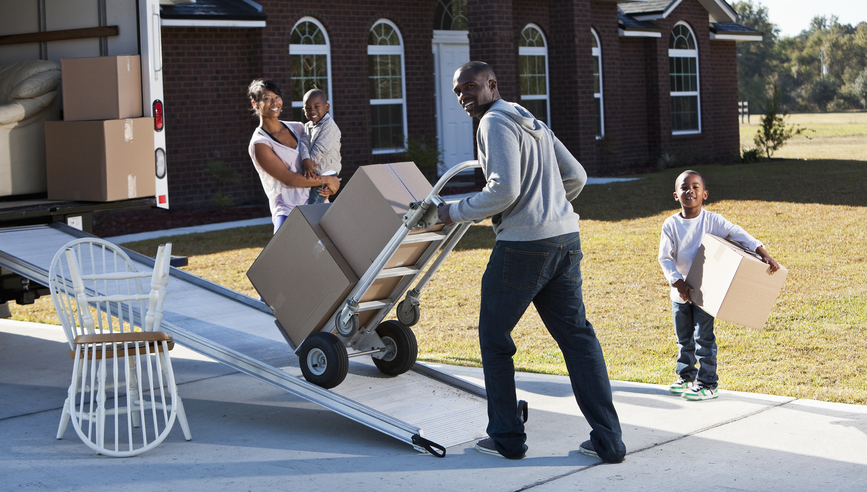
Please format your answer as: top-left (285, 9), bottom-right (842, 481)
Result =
top-left (432, 30), bottom-right (472, 176)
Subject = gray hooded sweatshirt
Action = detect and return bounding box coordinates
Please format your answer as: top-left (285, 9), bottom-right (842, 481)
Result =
top-left (449, 99), bottom-right (587, 242)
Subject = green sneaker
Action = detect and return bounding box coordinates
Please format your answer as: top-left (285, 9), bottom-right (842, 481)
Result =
top-left (683, 384), bottom-right (719, 401)
top-left (668, 377), bottom-right (693, 394)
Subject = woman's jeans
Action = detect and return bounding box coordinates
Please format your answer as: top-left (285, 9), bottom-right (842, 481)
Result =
top-left (672, 301), bottom-right (718, 388)
top-left (479, 232), bottom-right (625, 462)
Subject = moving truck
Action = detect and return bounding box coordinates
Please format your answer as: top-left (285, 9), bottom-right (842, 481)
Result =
top-left (0, 0), bottom-right (168, 316)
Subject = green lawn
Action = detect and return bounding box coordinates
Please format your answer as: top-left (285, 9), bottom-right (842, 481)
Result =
top-left (740, 111), bottom-right (867, 161)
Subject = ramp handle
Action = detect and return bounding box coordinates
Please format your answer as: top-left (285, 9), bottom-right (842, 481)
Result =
top-left (412, 434), bottom-right (446, 458)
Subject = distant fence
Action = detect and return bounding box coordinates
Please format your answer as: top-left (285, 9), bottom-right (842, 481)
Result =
top-left (739, 101), bottom-right (750, 123)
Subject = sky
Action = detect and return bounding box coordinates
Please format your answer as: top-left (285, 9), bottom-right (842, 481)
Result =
top-left (746, 0), bottom-right (867, 37)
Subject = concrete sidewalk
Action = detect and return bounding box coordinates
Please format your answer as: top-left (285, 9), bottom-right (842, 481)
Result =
top-left (2, 319), bottom-right (865, 491)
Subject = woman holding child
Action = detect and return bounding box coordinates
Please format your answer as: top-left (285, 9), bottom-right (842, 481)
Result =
top-left (247, 79), bottom-right (340, 233)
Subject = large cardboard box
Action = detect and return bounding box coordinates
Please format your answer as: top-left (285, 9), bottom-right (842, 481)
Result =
top-left (247, 204), bottom-right (359, 348)
top-left (60, 55), bottom-right (142, 121)
top-left (45, 118), bottom-right (155, 201)
top-left (249, 198), bottom-right (432, 349)
top-left (320, 162), bottom-right (437, 278)
top-left (686, 234), bottom-right (788, 329)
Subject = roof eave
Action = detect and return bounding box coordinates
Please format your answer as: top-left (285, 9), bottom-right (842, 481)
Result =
top-left (161, 19), bottom-right (266, 28)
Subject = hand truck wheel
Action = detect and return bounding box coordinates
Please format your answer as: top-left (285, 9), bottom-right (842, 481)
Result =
top-left (396, 298), bottom-right (421, 326)
top-left (372, 320), bottom-right (418, 376)
top-left (298, 332), bottom-right (349, 389)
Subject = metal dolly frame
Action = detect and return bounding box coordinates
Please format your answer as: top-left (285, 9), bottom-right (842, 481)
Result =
top-left (292, 160), bottom-right (482, 390)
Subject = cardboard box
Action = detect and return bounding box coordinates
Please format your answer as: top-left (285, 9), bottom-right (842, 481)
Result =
top-left (247, 204), bottom-right (359, 348)
top-left (45, 118), bottom-right (155, 201)
top-left (61, 55), bottom-right (142, 121)
top-left (686, 234), bottom-right (788, 329)
top-left (248, 201), bottom-right (427, 348)
top-left (320, 162), bottom-right (438, 278)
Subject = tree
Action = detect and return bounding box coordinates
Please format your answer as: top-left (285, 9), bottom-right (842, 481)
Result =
top-left (852, 68), bottom-right (867, 109)
top-left (732, 1), bottom-right (780, 108)
top-left (803, 78), bottom-right (840, 111)
top-left (754, 86), bottom-right (807, 159)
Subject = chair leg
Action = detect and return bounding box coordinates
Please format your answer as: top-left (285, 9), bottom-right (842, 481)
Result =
top-left (159, 352), bottom-right (192, 441)
top-left (58, 352), bottom-right (84, 439)
top-left (126, 354), bottom-right (141, 428)
top-left (95, 359), bottom-right (107, 454)
top-left (56, 397), bottom-right (71, 439)
top-left (174, 396), bottom-right (192, 441)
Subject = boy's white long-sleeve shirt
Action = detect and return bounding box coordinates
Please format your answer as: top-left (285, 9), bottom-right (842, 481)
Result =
top-left (658, 209), bottom-right (762, 302)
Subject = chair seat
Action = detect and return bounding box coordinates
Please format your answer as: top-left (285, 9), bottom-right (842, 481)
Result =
top-left (68, 332), bottom-right (176, 359)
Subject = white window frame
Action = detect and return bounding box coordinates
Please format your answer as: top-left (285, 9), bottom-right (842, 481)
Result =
top-left (288, 17), bottom-right (333, 119)
top-left (368, 19), bottom-right (408, 154)
top-left (518, 24), bottom-right (551, 125)
top-left (591, 28), bottom-right (604, 138)
top-left (669, 21), bottom-right (701, 135)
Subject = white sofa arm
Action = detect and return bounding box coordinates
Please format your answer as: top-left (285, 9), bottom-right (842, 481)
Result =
top-left (0, 92), bottom-right (58, 125)
top-left (0, 60), bottom-right (61, 100)
top-left (8, 70), bottom-right (62, 100)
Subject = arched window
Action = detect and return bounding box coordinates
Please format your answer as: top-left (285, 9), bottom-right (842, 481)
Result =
top-left (518, 24), bottom-right (550, 124)
top-left (289, 18), bottom-right (332, 122)
top-left (368, 20), bottom-right (407, 152)
top-left (669, 23), bottom-right (700, 134)
top-left (591, 29), bottom-right (604, 138)
top-left (434, 0), bottom-right (468, 30)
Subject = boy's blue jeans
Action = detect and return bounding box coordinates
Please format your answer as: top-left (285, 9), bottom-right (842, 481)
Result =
top-left (479, 232), bottom-right (625, 462)
top-left (307, 185), bottom-right (327, 205)
top-left (672, 301), bottom-right (718, 388)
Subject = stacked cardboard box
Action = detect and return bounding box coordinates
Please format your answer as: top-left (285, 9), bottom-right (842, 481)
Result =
top-left (45, 55), bottom-right (153, 201)
top-left (247, 204), bottom-right (357, 348)
top-left (686, 233), bottom-right (788, 329)
top-left (247, 163), bottom-right (440, 348)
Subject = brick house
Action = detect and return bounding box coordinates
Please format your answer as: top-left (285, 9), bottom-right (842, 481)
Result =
top-left (159, 0), bottom-right (759, 209)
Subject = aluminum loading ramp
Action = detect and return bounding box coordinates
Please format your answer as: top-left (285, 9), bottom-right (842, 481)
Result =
top-left (0, 223), bottom-right (488, 456)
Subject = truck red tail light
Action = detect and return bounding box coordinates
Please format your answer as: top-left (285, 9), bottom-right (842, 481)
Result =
top-left (153, 100), bottom-right (164, 131)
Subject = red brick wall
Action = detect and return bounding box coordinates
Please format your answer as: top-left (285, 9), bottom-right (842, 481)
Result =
top-left (547, 0), bottom-right (594, 168)
top-left (708, 40), bottom-right (739, 161)
top-left (160, 27), bottom-right (264, 209)
top-left (469, 0), bottom-right (519, 103)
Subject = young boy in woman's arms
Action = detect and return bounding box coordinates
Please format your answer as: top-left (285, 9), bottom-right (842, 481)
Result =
top-left (299, 89), bottom-right (341, 204)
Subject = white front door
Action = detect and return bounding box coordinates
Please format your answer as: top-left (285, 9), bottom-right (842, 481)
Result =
top-left (433, 31), bottom-right (473, 176)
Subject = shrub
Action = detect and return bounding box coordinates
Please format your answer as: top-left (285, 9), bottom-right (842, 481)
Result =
top-left (403, 135), bottom-right (442, 176)
top-left (754, 86), bottom-right (810, 159)
top-left (741, 147), bottom-right (763, 163)
top-left (205, 156), bottom-right (236, 209)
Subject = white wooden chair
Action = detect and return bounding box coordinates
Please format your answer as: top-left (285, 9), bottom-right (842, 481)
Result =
top-left (48, 238), bottom-right (191, 457)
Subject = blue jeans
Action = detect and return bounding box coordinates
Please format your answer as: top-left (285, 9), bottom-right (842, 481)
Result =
top-left (479, 232), bottom-right (625, 462)
top-left (273, 214), bottom-right (288, 235)
top-left (672, 301), bottom-right (718, 388)
top-left (307, 185), bottom-right (327, 204)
